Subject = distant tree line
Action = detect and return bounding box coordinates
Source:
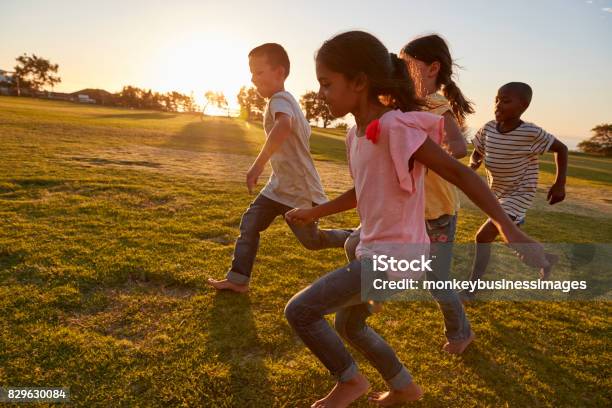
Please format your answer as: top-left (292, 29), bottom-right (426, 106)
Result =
top-left (236, 86), bottom-right (346, 128)
top-left (114, 86), bottom-right (198, 112)
top-left (2, 53), bottom-right (201, 113)
top-left (578, 124), bottom-right (612, 156)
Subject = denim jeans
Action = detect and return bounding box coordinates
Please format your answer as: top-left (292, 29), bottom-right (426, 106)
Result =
top-left (226, 193), bottom-right (351, 284)
top-left (425, 214), bottom-right (471, 342)
top-left (343, 214), bottom-right (471, 342)
top-left (284, 259), bottom-right (412, 389)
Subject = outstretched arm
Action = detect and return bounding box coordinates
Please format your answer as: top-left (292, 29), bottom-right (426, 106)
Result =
top-left (469, 149), bottom-right (483, 170)
top-left (246, 112), bottom-right (292, 193)
top-left (414, 139), bottom-right (512, 234)
top-left (413, 138), bottom-right (548, 267)
top-left (285, 188), bottom-right (356, 225)
top-left (547, 139), bottom-right (568, 205)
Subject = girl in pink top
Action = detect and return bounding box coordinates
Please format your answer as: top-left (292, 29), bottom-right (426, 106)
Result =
top-left (284, 31), bottom-right (549, 407)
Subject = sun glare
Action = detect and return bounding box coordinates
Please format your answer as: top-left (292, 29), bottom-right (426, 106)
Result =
top-left (149, 34), bottom-right (250, 113)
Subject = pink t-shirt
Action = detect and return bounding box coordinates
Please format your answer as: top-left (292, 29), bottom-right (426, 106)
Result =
top-left (346, 110), bottom-right (444, 274)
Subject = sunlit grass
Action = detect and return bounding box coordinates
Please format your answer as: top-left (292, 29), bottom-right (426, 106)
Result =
top-left (0, 96), bottom-right (610, 407)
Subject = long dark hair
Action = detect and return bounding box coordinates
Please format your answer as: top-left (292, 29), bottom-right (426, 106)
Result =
top-left (316, 31), bottom-right (423, 113)
top-left (401, 34), bottom-right (474, 126)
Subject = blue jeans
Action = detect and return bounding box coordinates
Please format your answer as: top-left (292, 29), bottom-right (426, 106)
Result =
top-left (425, 214), bottom-right (471, 342)
top-left (226, 194), bottom-right (351, 284)
top-left (343, 214), bottom-right (471, 342)
top-left (284, 259), bottom-right (412, 389)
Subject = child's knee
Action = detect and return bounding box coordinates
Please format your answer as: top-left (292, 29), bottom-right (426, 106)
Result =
top-left (475, 224), bottom-right (498, 243)
top-left (284, 296), bottom-right (313, 327)
top-left (297, 234), bottom-right (322, 250)
top-left (344, 234), bottom-right (359, 261)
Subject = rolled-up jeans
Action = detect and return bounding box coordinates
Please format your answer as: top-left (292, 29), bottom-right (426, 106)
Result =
top-left (284, 259), bottom-right (413, 389)
top-left (226, 193), bottom-right (351, 284)
top-left (425, 214), bottom-right (471, 342)
top-left (343, 214), bottom-right (471, 342)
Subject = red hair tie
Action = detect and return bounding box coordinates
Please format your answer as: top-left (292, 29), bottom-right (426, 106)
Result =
top-left (365, 119), bottom-right (380, 144)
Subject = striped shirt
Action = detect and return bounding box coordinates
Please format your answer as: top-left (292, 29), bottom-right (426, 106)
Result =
top-left (472, 121), bottom-right (555, 220)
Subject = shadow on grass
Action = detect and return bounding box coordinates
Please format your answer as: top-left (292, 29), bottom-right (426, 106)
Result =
top-left (461, 303), bottom-right (604, 407)
top-left (96, 113), bottom-right (178, 120)
top-left (0, 246), bottom-right (26, 277)
top-left (163, 119), bottom-right (260, 156)
top-left (205, 291), bottom-right (274, 406)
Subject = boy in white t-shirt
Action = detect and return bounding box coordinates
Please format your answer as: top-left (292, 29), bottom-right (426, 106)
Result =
top-left (207, 43), bottom-right (350, 293)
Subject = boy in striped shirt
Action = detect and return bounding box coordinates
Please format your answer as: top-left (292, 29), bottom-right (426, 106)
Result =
top-left (464, 82), bottom-right (568, 300)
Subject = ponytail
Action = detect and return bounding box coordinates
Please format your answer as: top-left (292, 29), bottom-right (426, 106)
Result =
top-left (401, 34), bottom-right (474, 126)
top-left (442, 78), bottom-right (474, 127)
top-left (370, 53), bottom-right (424, 112)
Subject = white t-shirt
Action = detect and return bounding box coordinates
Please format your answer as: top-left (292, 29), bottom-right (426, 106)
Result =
top-left (259, 91), bottom-right (328, 208)
top-left (472, 120), bottom-right (555, 220)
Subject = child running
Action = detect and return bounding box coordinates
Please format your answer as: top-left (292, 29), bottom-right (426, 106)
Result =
top-left (462, 82), bottom-right (568, 301)
top-left (344, 33), bottom-right (476, 354)
top-left (207, 43), bottom-right (350, 293)
top-left (284, 31), bottom-right (550, 407)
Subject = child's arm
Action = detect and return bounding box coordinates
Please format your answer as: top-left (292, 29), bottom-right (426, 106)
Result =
top-left (413, 138), bottom-right (548, 267)
top-left (442, 112), bottom-right (467, 159)
top-left (546, 139), bottom-right (568, 205)
top-left (246, 112), bottom-right (292, 193)
top-left (469, 150), bottom-right (483, 170)
top-left (285, 187), bottom-right (356, 224)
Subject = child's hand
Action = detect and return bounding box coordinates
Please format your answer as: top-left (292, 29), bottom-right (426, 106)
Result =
top-left (285, 208), bottom-right (317, 225)
top-left (246, 163), bottom-right (264, 194)
top-left (547, 182), bottom-right (566, 205)
top-left (500, 226), bottom-right (550, 269)
top-left (469, 158), bottom-right (481, 170)
top-left (469, 150), bottom-right (482, 170)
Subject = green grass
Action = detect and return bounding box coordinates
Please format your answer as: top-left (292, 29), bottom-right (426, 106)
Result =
top-left (0, 96), bottom-right (611, 407)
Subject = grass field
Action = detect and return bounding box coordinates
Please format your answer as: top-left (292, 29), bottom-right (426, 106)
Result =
top-left (1, 96), bottom-right (611, 407)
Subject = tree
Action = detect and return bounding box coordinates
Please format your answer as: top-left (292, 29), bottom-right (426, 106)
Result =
top-left (117, 86), bottom-right (144, 109)
top-left (578, 124), bottom-right (612, 156)
top-left (203, 91), bottom-right (228, 114)
top-left (237, 86), bottom-right (266, 121)
top-left (335, 122), bottom-right (348, 130)
top-left (300, 91), bottom-right (334, 128)
top-left (13, 53), bottom-right (61, 92)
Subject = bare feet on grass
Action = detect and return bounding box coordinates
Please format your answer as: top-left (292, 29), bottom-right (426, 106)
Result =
top-left (206, 278), bottom-right (249, 293)
top-left (368, 381), bottom-right (423, 406)
top-left (443, 330), bottom-right (476, 354)
top-left (311, 373), bottom-right (370, 408)
top-left (368, 300), bottom-right (384, 314)
top-left (540, 253), bottom-right (559, 280)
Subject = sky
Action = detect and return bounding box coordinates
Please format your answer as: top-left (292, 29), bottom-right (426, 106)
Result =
top-left (1, 0), bottom-right (611, 148)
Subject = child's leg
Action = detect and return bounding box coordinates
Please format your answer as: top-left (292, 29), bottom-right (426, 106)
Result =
top-left (286, 218), bottom-right (352, 250)
top-left (344, 227), bottom-right (361, 262)
top-left (425, 215), bottom-right (473, 353)
top-left (468, 219), bottom-right (500, 283)
top-left (334, 304), bottom-right (413, 391)
top-left (209, 194), bottom-right (284, 290)
top-left (284, 260), bottom-right (389, 407)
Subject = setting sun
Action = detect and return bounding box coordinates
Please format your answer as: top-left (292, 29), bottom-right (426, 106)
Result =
top-left (148, 33), bottom-right (250, 112)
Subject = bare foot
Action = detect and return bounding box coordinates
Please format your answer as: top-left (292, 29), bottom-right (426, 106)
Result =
top-left (206, 278), bottom-right (249, 293)
top-left (311, 373), bottom-right (370, 408)
top-left (443, 330), bottom-right (476, 354)
top-left (368, 300), bottom-right (384, 314)
top-left (368, 381), bottom-right (423, 406)
top-left (458, 290), bottom-right (476, 305)
top-left (539, 253), bottom-right (559, 280)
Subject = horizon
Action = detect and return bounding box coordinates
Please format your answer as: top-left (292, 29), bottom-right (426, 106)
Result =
top-left (2, 0), bottom-right (611, 149)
